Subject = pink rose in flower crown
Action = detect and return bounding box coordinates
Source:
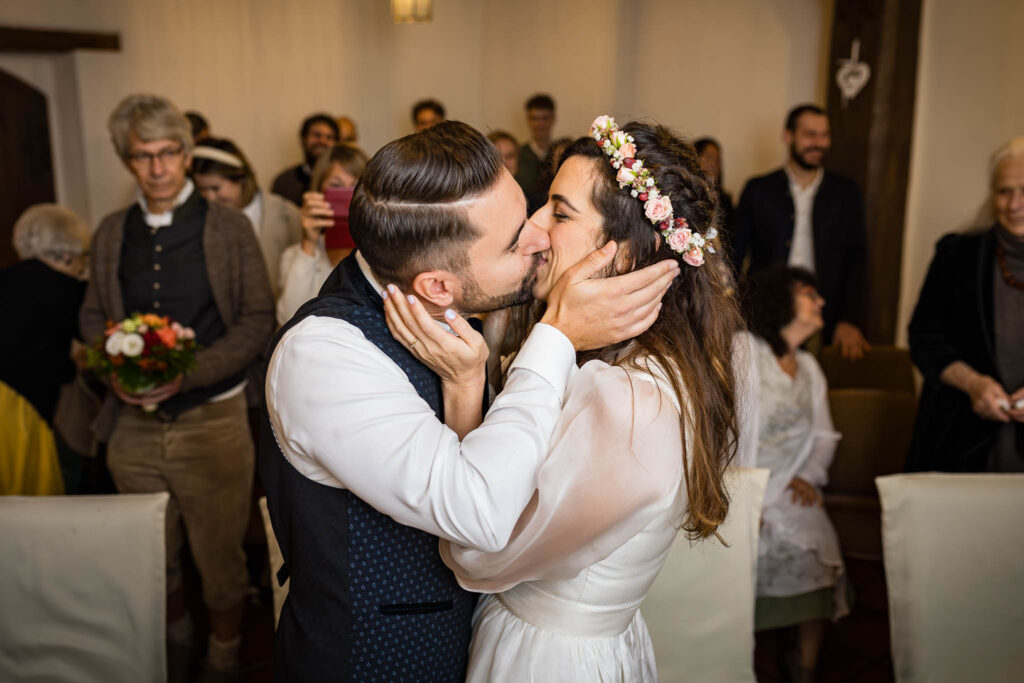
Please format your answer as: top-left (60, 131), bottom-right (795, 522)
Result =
top-left (616, 166), bottom-right (638, 185)
top-left (618, 142), bottom-right (636, 159)
top-left (591, 115), bottom-right (613, 133)
top-left (610, 130), bottom-right (629, 148)
top-left (666, 228), bottom-right (692, 253)
top-left (644, 195), bottom-right (673, 223)
top-left (683, 245), bottom-right (705, 267)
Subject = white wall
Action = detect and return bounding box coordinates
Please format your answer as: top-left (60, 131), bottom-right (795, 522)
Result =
top-left (0, 0), bottom-right (830, 226)
top-left (897, 0), bottom-right (1024, 345)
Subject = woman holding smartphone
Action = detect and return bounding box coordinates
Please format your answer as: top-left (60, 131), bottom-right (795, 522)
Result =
top-left (276, 144), bottom-right (369, 325)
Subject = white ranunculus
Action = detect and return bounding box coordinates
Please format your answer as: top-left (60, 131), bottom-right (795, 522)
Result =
top-left (120, 333), bottom-right (145, 358)
top-left (105, 331), bottom-right (125, 356)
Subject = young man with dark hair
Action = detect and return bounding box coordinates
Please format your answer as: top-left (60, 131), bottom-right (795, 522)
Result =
top-left (732, 103), bottom-right (871, 359)
top-left (514, 94), bottom-right (556, 208)
top-left (262, 121), bottom-right (677, 681)
top-left (270, 112), bottom-right (340, 206)
top-left (411, 98), bottom-right (446, 131)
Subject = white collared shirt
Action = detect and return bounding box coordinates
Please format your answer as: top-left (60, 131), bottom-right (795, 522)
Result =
top-left (242, 190), bottom-right (264, 239)
top-left (136, 179), bottom-right (195, 229)
top-left (266, 254), bottom-right (578, 552)
top-left (785, 167), bottom-right (823, 272)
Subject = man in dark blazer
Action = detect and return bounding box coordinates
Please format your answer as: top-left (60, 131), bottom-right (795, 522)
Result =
top-left (271, 113), bottom-right (340, 206)
top-left (731, 104), bottom-right (870, 359)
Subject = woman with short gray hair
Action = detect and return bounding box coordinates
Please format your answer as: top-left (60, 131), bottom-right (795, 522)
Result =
top-left (1, 204), bottom-right (90, 424)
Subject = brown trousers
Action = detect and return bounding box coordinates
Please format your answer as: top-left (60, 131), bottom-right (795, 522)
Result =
top-left (108, 392), bottom-right (253, 611)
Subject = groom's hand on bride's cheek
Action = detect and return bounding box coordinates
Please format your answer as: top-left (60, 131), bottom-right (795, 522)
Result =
top-left (540, 241), bottom-right (679, 351)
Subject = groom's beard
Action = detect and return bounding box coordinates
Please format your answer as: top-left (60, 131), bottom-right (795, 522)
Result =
top-left (458, 253), bottom-right (542, 315)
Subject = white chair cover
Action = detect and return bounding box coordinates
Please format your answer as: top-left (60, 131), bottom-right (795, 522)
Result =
top-left (876, 473), bottom-right (1024, 683)
top-left (0, 493), bottom-right (168, 683)
top-left (258, 496), bottom-right (289, 628)
top-left (642, 467), bottom-right (769, 682)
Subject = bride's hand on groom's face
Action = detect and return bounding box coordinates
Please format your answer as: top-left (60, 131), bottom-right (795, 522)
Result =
top-left (540, 241), bottom-right (680, 351)
top-left (382, 284), bottom-right (488, 387)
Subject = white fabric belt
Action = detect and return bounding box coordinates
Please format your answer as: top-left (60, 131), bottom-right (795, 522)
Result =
top-left (496, 583), bottom-right (638, 637)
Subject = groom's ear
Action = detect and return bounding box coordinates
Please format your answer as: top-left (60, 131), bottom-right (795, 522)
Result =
top-left (410, 270), bottom-right (460, 308)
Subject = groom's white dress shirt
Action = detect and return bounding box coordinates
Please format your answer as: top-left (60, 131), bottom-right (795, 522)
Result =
top-left (266, 253), bottom-right (578, 553)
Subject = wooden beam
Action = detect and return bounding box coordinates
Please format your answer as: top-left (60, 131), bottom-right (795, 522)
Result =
top-left (826, 0), bottom-right (922, 344)
top-left (0, 25), bottom-right (120, 53)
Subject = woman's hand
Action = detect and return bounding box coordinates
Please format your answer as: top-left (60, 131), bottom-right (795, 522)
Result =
top-left (382, 285), bottom-right (488, 387)
top-left (1007, 387), bottom-right (1024, 423)
top-left (111, 374), bottom-right (182, 408)
top-left (966, 374), bottom-right (1012, 423)
top-left (299, 191), bottom-right (333, 256)
top-left (787, 477), bottom-right (823, 507)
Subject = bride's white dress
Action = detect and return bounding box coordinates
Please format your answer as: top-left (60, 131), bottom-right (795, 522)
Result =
top-left (441, 344), bottom-right (758, 682)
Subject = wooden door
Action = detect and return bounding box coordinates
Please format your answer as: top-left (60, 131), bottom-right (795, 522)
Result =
top-left (0, 68), bottom-right (56, 268)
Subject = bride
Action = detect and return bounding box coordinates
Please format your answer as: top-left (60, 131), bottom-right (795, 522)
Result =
top-left (385, 116), bottom-right (753, 680)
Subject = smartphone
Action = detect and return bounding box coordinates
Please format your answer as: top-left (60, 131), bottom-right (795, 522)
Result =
top-left (323, 186), bottom-right (355, 249)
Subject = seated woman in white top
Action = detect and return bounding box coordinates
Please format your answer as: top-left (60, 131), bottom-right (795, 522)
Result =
top-left (276, 144), bottom-right (368, 325)
top-left (191, 137), bottom-right (301, 298)
top-left (384, 117), bottom-right (757, 681)
top-left (742, 265), bottom-right (849, 683)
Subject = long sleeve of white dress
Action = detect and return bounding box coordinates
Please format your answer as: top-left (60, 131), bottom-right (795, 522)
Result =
top-left (441, 360), bottom-right (686, 593)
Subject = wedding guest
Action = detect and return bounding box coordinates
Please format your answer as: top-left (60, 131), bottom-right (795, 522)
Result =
top-left (79, 94), bottom-right (274, 681)
top-left (487, 130), bottom-right (519, 176)
top-left (276, 143), bottom-right (368, 325)
top-left (191, 136), bottom-right (302, 297)
top-left (270, 112), bottom-right (340, 206)
top-left (907, 137), bottom-right (1024, 472)
top-left (184, 111), bottom-right (210, 143)
top-left (412, 98), bottom-right (446, 131)
top-left (732, 104), bottom-right (870, 359)
top-left (515, 93), bottom-right (556, 209)
top-left (743, 265), bottom-right (848, 683)
top-left (0, 204), bottom-right (89, 425)
top-left (336, 115), bottom-right (358, 143)
top-left (695, 137), bottom-right (735, 242)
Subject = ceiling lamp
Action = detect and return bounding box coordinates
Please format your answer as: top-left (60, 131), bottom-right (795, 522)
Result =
top-left (391, 0), bottom-right (433, 23)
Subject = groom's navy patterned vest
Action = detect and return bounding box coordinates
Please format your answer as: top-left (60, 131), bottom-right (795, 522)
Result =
top-left (259, 254), bottom-right (477, 682)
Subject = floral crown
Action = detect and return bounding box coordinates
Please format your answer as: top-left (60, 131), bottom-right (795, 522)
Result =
top-left (590, 115), bottom-right (717, 267)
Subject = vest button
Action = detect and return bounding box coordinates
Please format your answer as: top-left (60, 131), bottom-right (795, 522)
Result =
top-left (155, 245), bottom-right (163, 253)
top-left (153, 282), bottom-right (161, 290)
top-left (153, 301), bottom-right (161, 309)
top-left (154, 263), bottom-right (161, 271)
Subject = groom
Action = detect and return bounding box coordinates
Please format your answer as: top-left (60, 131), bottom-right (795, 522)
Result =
top-left (261, 121), bottom-right (678, 681)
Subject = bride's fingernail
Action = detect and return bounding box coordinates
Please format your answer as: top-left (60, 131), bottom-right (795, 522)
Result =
top-left (445, 309), bottom-right (456, 320)
top-left (387, 284), bottom-right (397, 294)
top-left (407, 295), bottom-right (417, 305)
top-left (381, 288), bottom-right (388, 299)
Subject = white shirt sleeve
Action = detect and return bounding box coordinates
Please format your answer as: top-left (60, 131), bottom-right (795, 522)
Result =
top-left (276, 242), bottom-right (333, 326)
top-left (266, 316), bottom-right (577, 552)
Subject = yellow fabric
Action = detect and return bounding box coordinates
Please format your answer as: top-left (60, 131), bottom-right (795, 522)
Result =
top-left (0, 380), bottom-right (64, 496)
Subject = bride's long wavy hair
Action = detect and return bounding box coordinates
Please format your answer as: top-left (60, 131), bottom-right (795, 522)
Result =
top-left (502, 122), bottom-right (744, 540)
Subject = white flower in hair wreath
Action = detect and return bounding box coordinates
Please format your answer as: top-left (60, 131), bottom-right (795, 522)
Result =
top-left (590, 115), bottom-right (718, 267)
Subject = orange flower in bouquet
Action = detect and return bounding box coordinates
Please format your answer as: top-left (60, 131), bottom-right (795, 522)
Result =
top-left (86, 313), bottom-right (198, 402)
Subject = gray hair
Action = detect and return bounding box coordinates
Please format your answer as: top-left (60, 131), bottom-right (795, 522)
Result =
top-left (990, 136), bottom-right (1024, 188)
top-left (12, 204), bottom-right (91, 261)
top-left (108, 94), bottom-right (193, 159)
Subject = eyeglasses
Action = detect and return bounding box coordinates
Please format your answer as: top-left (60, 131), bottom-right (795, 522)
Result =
top-left (126, 145), bottom-right (185, 168)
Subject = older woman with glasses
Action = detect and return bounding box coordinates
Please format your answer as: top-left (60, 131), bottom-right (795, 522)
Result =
top-left (908, 137), bottom-right (1024, 472)
top-left (79, 94), bottom-right (274, 681)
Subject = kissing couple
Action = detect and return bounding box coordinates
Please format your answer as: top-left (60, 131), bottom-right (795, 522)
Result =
top-left (262, 116), bottom-right (753, 681)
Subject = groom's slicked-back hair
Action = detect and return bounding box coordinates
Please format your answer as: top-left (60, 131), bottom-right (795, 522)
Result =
top-left (350, 121), bottom-right (504, 287)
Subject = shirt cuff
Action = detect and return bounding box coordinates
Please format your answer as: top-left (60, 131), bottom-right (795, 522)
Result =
top-left (508, 323), bottom-right (576, 400)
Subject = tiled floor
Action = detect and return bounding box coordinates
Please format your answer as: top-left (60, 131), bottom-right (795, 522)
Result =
top-left (232, 557), bottom-right (895, 682)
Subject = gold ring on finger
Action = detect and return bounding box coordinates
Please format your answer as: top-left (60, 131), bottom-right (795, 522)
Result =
top-left (409, 339), bottom-right (418, 349)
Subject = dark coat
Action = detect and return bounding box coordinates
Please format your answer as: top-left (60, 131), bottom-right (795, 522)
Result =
top-left (731, 168), bottom-right (867, 341)
top-left (906, 228), bottom-right (1003, 472)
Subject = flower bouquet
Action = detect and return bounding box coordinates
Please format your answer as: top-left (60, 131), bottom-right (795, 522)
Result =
top-left (86, 313), bottom-right (198, 410)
